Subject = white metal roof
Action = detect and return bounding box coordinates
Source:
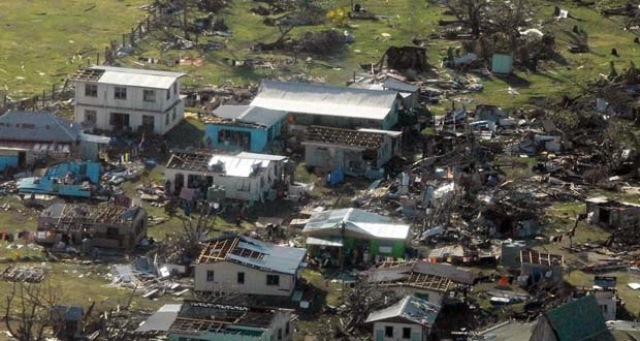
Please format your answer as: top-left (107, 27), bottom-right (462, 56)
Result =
top-left (212, 105), bottom-right (287, 128)
top-left (90, 66), bottom-right (186, 89)
top-left (302, 208), bottom-right (410, 240)
top-left (251, 80), bottom-right (398, 121)
top-left (207, 152), bottom-right (286, 177)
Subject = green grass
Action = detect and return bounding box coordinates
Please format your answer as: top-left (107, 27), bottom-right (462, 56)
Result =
top-left (0, 0), bottom-right (149, 98)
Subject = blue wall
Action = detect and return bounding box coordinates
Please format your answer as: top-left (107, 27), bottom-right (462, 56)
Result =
top-left (0, 155), bottom-right (18, 171)
top-left (204, 121), bottom-right (283, 153)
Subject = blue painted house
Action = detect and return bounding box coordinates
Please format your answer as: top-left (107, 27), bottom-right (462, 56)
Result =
top-left (0, 111), bottom-right (80, 171)
top-left (203, 105), bottom-right (287, 153)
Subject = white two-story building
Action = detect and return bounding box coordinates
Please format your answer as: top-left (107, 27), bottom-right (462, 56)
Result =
top-left (72, 66), bottom-right (186, 135)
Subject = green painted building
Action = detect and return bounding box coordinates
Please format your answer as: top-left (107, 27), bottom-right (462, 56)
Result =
top-left (303, 208), bottom-right (410, 260)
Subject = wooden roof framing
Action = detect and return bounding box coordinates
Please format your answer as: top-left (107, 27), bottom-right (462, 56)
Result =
top-left (197, 237), bottom-right (240, 264)
top-left (167, 152), bottom-right (212, 171)
top-left (71, 68), bottom-right (104, 82)
top-left (304, 125), bottom-right (385, 149)
top-left (230, 246), bottom-right (266, 260)
top-left (407, 272), bottom-right (452, 292)
top-left (520, 250), bottom-right (564, 267)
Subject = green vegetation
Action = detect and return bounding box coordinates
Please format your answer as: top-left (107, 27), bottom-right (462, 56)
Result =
top-left (0, 0), bottom-right (149, 99)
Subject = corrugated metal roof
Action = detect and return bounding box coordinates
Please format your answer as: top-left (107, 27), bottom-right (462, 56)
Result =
top-left (365, 295), bottom-right (441, 326)
top-left (544, 295), bottom-right (613, 341)
top-left (136, 304), bottom-right (181, 332)
top-left (228, 237), bottom-right (307, 275)
top-left (0, 111), bottom-right (79, 142)
top-left (207, 152), bottom-right (286, 177)
top-left (305, 236), bottom-right (343, 247)
top-left (251, 80), bottom-right (398, 120)
top-left (302, 208), bottom-right (410, 240)
top-left (383, 78), bottom-right (419, 93)
top-left (201, 235), bottom-right (306, 275)
top-left (90, 66), bottom-right (185, 89)
top-left (412, 261), bottom-right (476, 285)
top-left (212, 105), bottom-right (287, 128)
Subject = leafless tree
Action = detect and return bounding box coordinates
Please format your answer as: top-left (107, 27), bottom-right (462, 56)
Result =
top-left (445, 0), bottom-right (490, 38)
top-left (338, 282), bottom-right (398, 336)
top-left (4, 281), bottom-right (60, 341)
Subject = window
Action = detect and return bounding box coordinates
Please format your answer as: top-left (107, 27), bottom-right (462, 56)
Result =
top-left (173, 108), bottom-right (177, 121)
top-left (285, 322), bottom-right (290, 335)
top-left (402, 327), bottom-right (411, 339)
top-left (277, 328), bottom-right (282, 340)
top-left (173, 82), bottom-right (177, 94)
top-left (143, 89), bottom-right (156, 102)
top-left (601, 304), bottom-right (608, 313)
top-left (85, 84), bottom-right (97, 97)
top-left (206, 270), bottom-right (214, 282)
top-left (236, 180), bottom-right (251, 192)
top-left (84, 110), bottom-right (97, 124)
top-left (266, 274), bottom-right (279, 286)
top-left (114, 86), bottom-right (127, 100)
top-left (165, 112), bottom-right (170, 126)
top-left (142, 115), bottom-right (154, 131)
top-left (385, 326), bottom-right (393, 337)
top-left (106, 227), bottom-right (119, 238)
top-left (237, 272), bottom-right (245, 284)
top-left (166, 89), bottom-right (170, 100)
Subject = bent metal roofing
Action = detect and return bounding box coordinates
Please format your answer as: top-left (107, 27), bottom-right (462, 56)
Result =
top-left (302, 208), bottom-right (410, 240)
top-left (196, 235), bottom-right (307, 275)
top-left (251, 79), bottom-right (398, 120)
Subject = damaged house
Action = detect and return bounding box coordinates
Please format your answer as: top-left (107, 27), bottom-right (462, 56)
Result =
top-left (349, 77), bottom-right (420, 109)
top-left (530, 295), bottom-right (614, 341)
top-left (137, 301), bottom-right (294, 341)
top-left (302, 208), bottom-right (410, 264)
top-left (302, 126), bottom-right (402, 179)
top-left (204, 105), bottom-right (288, 153)
top-left (194, 235), bottom-right (307, 300)
top-left (250, 80), bottom-right (402, 130)
top-left (365, 295), bottom-right (441, 341)
top-left (72, 66), bottom-right (186, 135)
top-left (0, 111), bottom-right (80, 171)
top-left (164, 151), bottom-right (289, 204)
top-left (586, 197), bottom-right (640, 237)
top-left (36, 203), bottom-right (147, 251)
top-left (360, 260), bottom-right (477, 305)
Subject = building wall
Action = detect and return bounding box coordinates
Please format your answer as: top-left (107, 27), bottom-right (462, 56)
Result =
top-left (204, 124), bottom-right (269, 153)
top-left (369, 239), bottom-right (406, 258)
top-left (165, 167), bottom-right (275, 203)
top-left (372, 321), bottom-right (426, 341)
top-left (388, 286), bottom-right (445, 306)
top-left (0, 152), bottom-right (19, 171)
top-left (74, 80), bottom-right (180, 112)
top-left (304, 145), bottom-right (344, 171)
top-left (74, 80), bottom-right (184, 135)
top-left (194, 261), bottom-right (297, 297)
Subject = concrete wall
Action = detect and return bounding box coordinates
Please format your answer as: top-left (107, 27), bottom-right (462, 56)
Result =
top-left (74, 80), bottom-right (184, 135)
top-left (372, 322), bottom-right (426, 341)
top-left (204, 124), bottom-right (269, 153)
top-left (164, 166), bottom-right (276, 203)
top-left (194, 261), bottom-right (297, 297)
